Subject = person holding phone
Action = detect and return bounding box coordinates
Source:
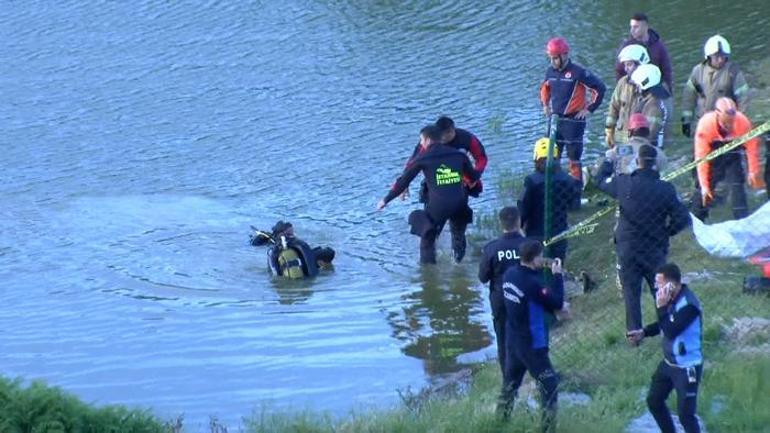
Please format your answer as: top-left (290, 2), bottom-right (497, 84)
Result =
top-left (498, 240), bottom-right (568, 432)
top-left (627, 263), bottom-right (704, 433)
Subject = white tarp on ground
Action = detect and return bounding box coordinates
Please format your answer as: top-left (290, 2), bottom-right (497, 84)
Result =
top-left (691, 201), bottom-right (770, 258)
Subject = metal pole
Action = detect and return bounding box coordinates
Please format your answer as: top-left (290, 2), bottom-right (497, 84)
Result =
top-left (545, 114), bottom-right (558, 260)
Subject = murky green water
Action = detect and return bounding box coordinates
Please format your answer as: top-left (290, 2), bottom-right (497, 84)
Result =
top-left (1, 1), bottom-right (766, 429)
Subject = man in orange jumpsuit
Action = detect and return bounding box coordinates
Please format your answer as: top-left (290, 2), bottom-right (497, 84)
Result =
top-left (692, 97), bottom-right (765, 220)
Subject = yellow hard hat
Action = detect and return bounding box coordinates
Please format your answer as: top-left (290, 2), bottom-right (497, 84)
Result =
top-left (533, 137), bottom-right (558, 161)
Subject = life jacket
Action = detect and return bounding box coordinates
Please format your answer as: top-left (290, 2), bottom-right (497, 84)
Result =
top-left (268, 236), bottom-right (319, 279)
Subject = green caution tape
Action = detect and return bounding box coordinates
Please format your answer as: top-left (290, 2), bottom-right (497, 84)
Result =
top-left (544, 120), bottom-right (770, 246)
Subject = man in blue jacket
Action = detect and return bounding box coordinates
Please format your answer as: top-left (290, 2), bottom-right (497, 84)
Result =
top-left (478, 206), bottom-right (528, 377)
top-left (596, 144), bottom-right (690, 334)
top-left (499, 240), bottom-right (566, 433)
top-left (627, 263), bottom-right (703, 433)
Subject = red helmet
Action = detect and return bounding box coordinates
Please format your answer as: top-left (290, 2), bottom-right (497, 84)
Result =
top-left (546, 37), bottom-right (570, 56)
top-left (628, 113), bottom-right (649, 131)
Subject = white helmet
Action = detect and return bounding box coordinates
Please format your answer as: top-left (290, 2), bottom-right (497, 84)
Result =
top-left (630, 64), bottom-right (661, 91)
top-left (704, 35), bottom-right (731, 58)
top-left (618, 44), bottom-right (650, 64)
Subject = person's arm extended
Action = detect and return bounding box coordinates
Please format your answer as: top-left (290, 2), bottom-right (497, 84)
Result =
top-left (382, 162), bottom-right (421, 204)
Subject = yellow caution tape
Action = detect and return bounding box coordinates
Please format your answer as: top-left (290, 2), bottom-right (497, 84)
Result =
top-left (544, 120), bottom-right (770, 246)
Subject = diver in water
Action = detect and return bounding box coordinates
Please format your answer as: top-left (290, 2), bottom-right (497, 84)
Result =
top-left (250, 220), bottom-right (335, 279)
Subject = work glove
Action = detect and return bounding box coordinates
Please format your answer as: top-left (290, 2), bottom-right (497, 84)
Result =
top-left (681, 118), bottom-right (691, 138)
top-left (701, 188), bottom-right (714, 207)
top-left (748, 172), bottom-right (767, 190)
top-left (605, 127), bottom-right (615, 148)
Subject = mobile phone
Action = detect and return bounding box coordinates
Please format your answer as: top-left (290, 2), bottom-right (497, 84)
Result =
top-left (663, 282), bottom-right (674, 297)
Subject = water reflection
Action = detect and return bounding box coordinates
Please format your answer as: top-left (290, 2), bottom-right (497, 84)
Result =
top-left (270, 278), bottom-right (317, 305)
top-left (387, 265), bottom-right (491, 375)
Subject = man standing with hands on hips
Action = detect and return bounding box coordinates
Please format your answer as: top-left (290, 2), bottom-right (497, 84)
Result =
top-left (540, 37), bottom-right (606, 182)
top-left (627, 263), bottom-right (704, 433)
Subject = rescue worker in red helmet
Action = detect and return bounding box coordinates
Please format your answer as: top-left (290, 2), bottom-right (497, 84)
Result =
top-left (608, 113), bottom-right (667, 175)
top-left (540, 37), bottom-right (606, 182)
top-left (692, 97), bottom-right (765, 220)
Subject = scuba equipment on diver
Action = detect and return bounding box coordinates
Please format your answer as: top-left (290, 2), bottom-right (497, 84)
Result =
top-left (274, 234), bottom-right (306, 279)
top-left (249, 223), bottom-right (323, 279)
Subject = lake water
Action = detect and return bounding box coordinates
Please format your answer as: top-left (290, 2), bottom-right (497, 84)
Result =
top-left (1, 1), bottom-right (767, 430)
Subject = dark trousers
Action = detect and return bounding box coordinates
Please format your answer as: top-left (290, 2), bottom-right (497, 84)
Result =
top-left (647, 361), bottom-right (703, 433)
top-left (692, 151), bottom-right (748, 220)
top-left (418, 202), bottom-right (471, 264)
top-left (499, 343), bottom-right (559, 433)
top-left (554, 117), bottom-right (585, 162)
top-left (617, 246), bottom-right (666, 332)
top-left (489, 289), bottom-right (506, 377)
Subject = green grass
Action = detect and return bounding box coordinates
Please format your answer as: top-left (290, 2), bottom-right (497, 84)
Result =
top-left (0, 376), bottom-right (172, 433)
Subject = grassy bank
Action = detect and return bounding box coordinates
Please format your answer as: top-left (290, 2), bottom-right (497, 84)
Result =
top-left (0, 376), bottom-right (172, 433)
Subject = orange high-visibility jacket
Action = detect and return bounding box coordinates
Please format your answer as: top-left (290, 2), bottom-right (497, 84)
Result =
top-left (694, 111), bottom-right (760, 191)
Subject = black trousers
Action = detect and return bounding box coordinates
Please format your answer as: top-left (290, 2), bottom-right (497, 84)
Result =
top-left (692, 151), bottom-right (748, 220)
top-left (499, 344), bottom-right (559, 433)
top-left (417, 202), bottom-right (472, 264)
top-left (489, 289), bottom-right (506, 377)
top-left (617, 245), bottom-right (667, 332)
top-left (647, 361), bottom-right (703, 433)
top-left (554, 117), bottom-right (586, 162)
